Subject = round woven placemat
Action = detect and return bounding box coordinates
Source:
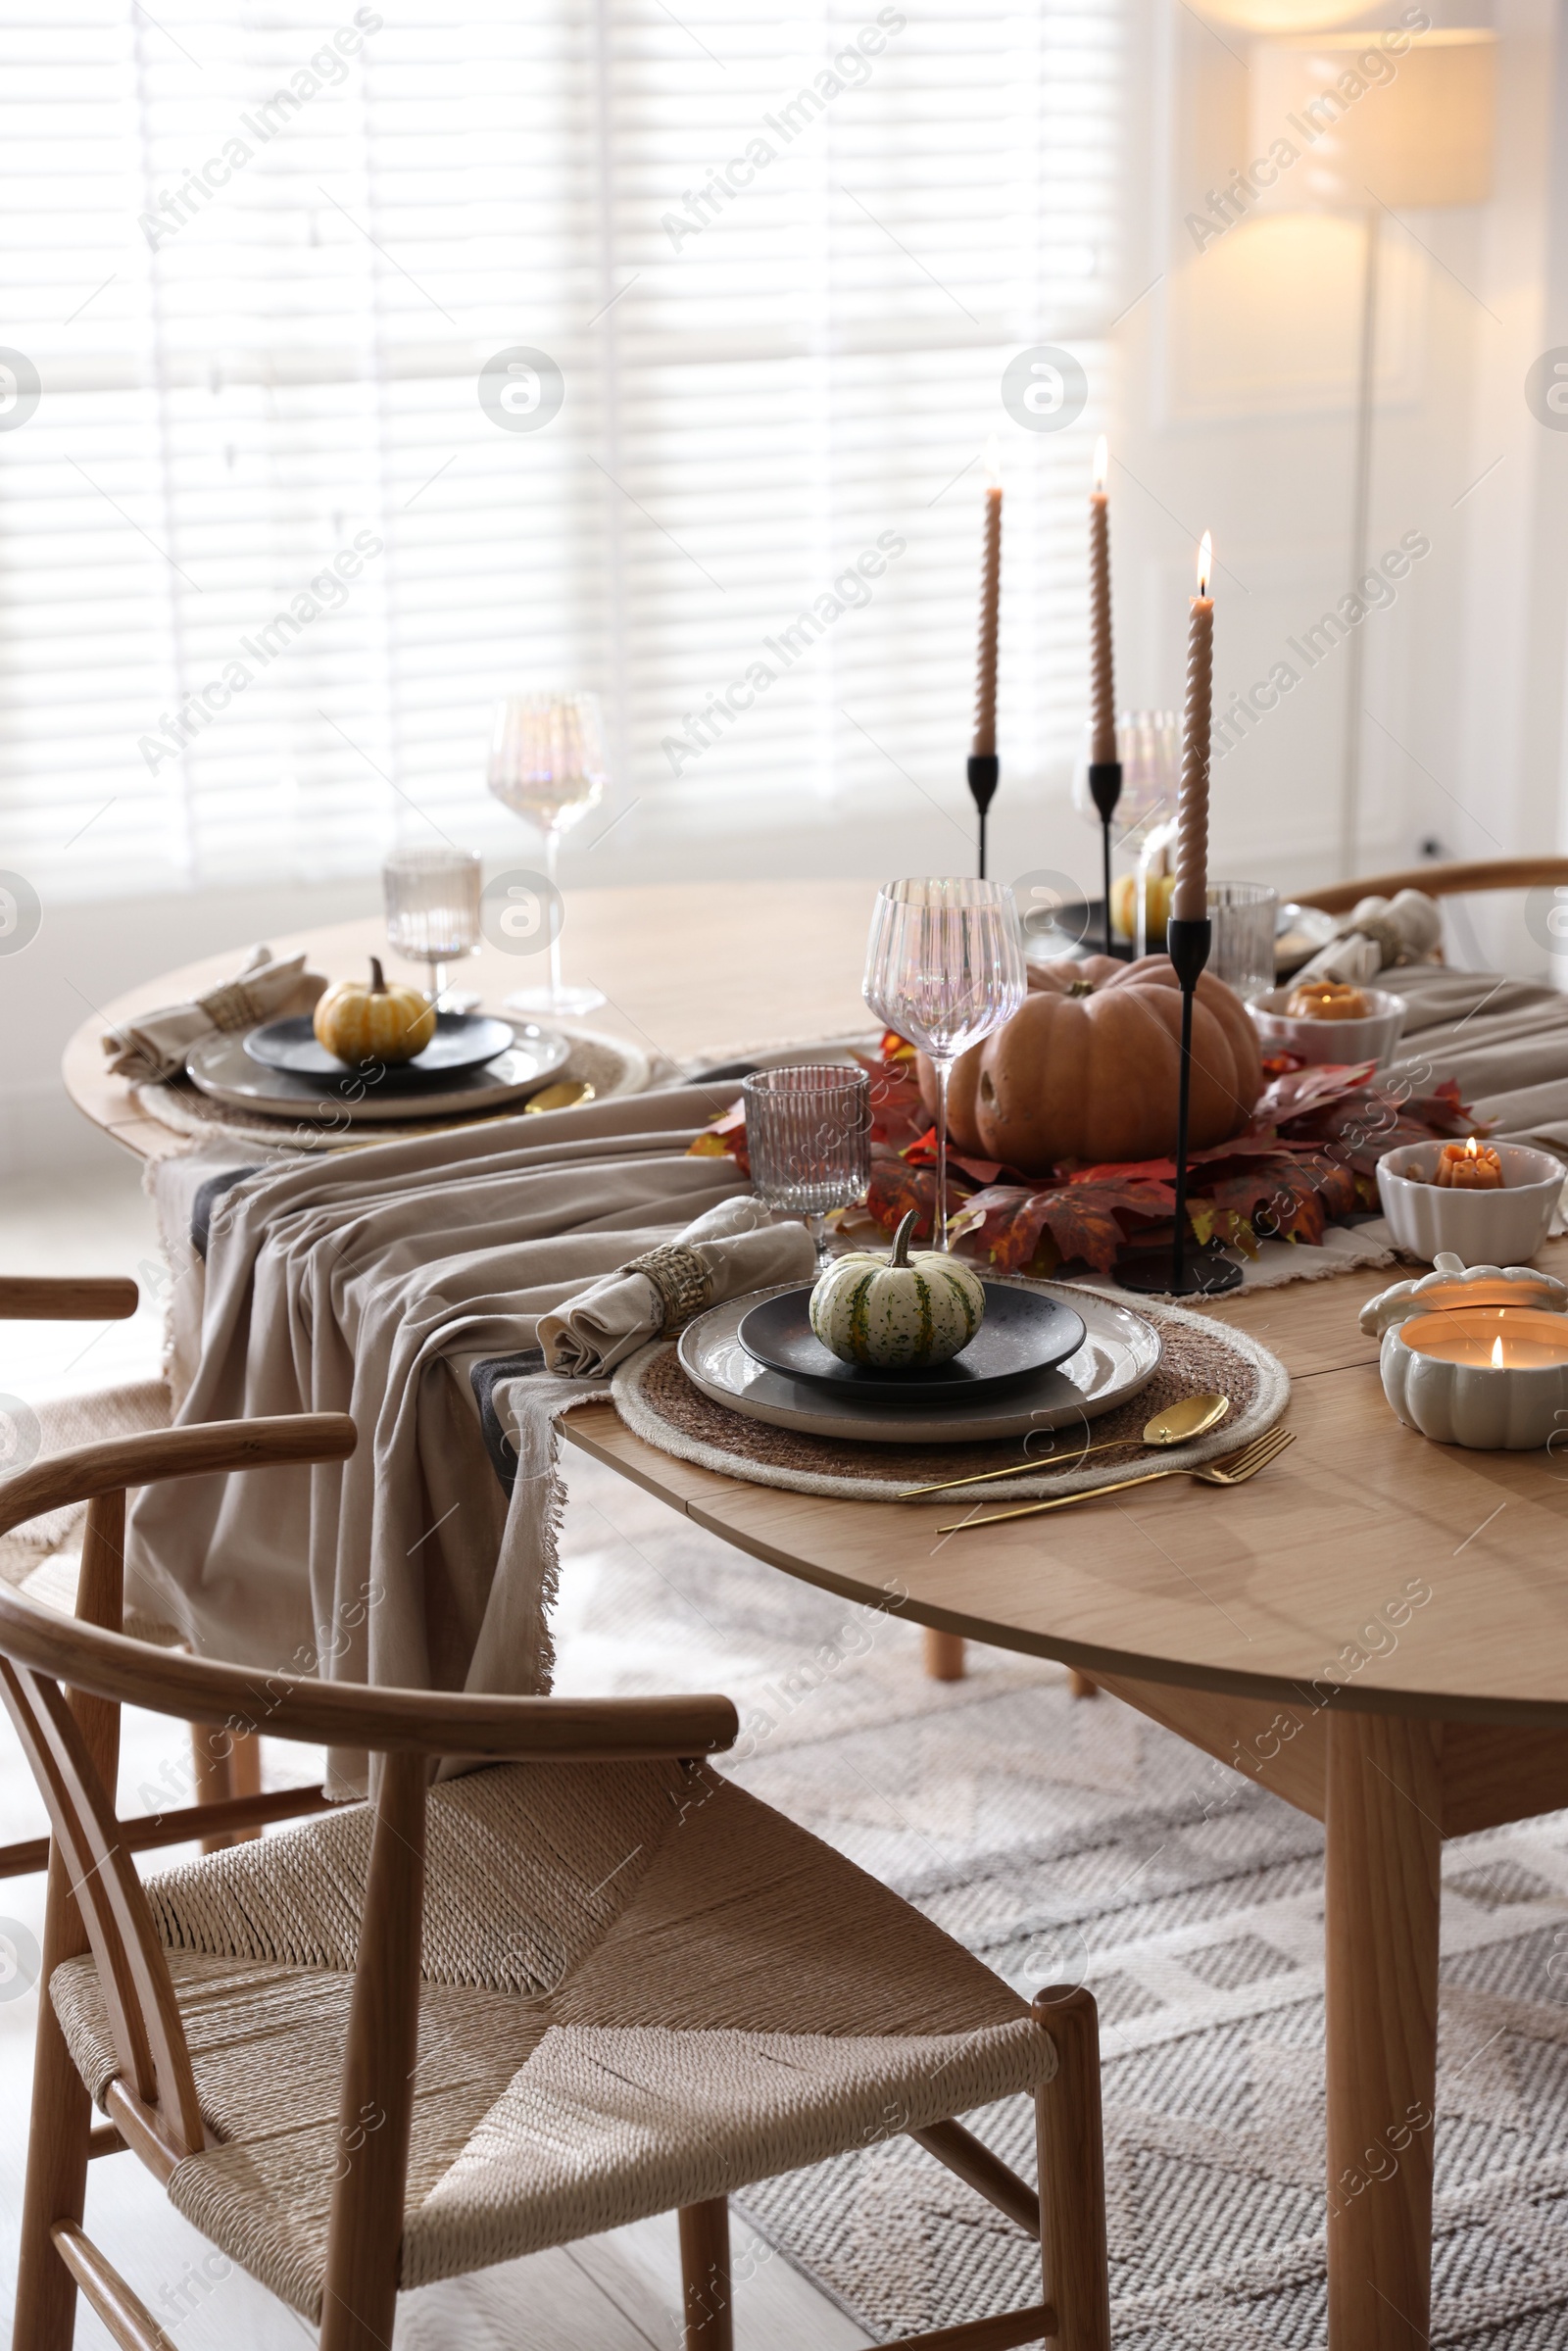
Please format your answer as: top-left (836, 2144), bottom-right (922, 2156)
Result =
top-left (131, 1028), bottom-right (655, 1153)
top-left (612, 1296), bottom-right (1290, 1503)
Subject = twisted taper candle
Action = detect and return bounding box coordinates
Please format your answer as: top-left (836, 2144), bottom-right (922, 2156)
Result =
top-left (971, 484), bottom-right (1003, 758)
top-left (1089, 456), bottom-right (1114, 765)
top-left (1174, 536), bottom-right (1213, 923)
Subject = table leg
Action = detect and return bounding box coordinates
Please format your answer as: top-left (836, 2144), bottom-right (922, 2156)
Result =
top-left (923, 1629), bottom-right (966, 1681)
top-left (1325, 1712), bottom-right (1442, 2349)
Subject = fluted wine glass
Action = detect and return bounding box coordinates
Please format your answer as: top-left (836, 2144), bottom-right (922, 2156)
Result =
top-left (862, 878), bottom-right (1027, 1251)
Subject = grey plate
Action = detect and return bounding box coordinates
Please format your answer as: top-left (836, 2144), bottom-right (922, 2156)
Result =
top-left (737, 1284), bottom-right (1085, 1402)
top-left (245, 1011), bottom-right (515, 1080)
top-left (185, 1020), bottom-right (570, 1123)
top-left (679, 1280), bottom-right (1161, 1444)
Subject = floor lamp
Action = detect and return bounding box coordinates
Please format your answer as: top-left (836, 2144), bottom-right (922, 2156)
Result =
top-left (1249, 30), bottom-right (1495, 878)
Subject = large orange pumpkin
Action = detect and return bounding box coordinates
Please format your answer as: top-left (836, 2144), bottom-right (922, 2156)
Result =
top-left (917, 954), bottom-right (1263, 1173)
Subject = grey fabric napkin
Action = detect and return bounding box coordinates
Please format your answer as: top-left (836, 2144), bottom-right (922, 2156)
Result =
top-left (537, 1194), bottom-right (817, 1376)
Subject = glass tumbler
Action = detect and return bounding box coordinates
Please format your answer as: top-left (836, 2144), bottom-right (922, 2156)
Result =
top-left (1208, 880), bottom-right (1279, 1004)
top-left (382, 847), bottom-right (482, 1007)
top-left (741, 1066), bottom-right (871, 1264)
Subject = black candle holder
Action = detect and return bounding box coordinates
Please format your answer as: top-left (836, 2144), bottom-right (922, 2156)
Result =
top-left (1116, 913), bottom-right (1244, 1299)
top-left (967, 753), bottom-right (999, 880)
top-left (1086, 759), bottom-right (1122, 956)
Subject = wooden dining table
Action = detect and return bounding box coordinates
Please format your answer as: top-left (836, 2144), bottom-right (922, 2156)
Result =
top-left (64, 883), bottom-right (1568, 2351)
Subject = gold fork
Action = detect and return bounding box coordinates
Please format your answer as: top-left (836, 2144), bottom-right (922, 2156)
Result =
top-left (937, 1426), bottom-right (1295, 1535)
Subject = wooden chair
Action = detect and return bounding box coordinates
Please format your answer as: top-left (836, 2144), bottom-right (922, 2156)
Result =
top-left (0, 1413), bottom-right (1111, 2351)
top-left (0, 1277), bottom-right (330, 1879)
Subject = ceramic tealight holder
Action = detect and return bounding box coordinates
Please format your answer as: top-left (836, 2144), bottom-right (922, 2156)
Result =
top-left (1361, 1253), bottom-right (1568, 1449)
top-left (1376, 1139), bottom-right (1564, 1266)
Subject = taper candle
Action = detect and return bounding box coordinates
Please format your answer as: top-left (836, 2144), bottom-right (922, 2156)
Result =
top-left (1173, 531), bottom-right (1213, 924)
top-left (1089, 435), bottom-right (1115, 765)
top-left (972, 463), bottom-right (1003, 759)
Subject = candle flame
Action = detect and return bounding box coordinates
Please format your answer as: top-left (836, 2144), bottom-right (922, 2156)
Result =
top-left (1093, 434), bottom-right (1107, 495)
top-left (1466, 1135), bottom-right (1479, 1157)
top-left (984, 433), bottom-right (1002, 490)
top-left (1492, 1335), bottom-right (1505, 1369)
top-left (1197, 531), bottom-right (1212, 598)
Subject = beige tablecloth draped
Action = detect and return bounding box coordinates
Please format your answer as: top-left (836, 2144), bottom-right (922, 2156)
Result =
top-left (125, 1087), bottom-right (756, 1789)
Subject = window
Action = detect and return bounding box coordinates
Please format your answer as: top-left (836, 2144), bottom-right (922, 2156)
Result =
top-left (0, 0), bottom-right (1125, 904)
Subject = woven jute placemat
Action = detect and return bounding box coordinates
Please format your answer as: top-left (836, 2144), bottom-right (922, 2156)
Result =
top-left (131, 1028), bottom-right (654, 1154)
top-left (612, 1295), bottom-right (1290, 1504)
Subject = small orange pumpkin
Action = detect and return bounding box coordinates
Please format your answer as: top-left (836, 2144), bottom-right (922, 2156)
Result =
top-left (917, 954), bottom-right (1263, 1173)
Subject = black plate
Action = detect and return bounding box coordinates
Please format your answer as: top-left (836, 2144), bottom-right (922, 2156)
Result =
top-left (245, 1011), bottom-right (517, 1083)
top-left (737, 1283), bottom-right (1086, 1402)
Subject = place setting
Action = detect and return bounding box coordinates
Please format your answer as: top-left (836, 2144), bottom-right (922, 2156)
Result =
top-left (112, 791), bottom-right (662, 1145)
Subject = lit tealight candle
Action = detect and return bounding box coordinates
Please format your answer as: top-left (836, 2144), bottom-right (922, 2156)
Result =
top-left (1404, 1308), bottom-right (1568, 1370)
top-left (1434, 1137), bottom-right (1503, 1191)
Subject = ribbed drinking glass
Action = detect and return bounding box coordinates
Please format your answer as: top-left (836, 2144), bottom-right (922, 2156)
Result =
top-left (741, 1066), bottom-right (871, 1265)
top-left (381, 847), bottom-right (481, 1008)
top-left (862, 878), bottom-right (1026, 1251)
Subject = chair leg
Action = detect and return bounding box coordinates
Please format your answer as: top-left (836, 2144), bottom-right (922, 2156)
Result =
top-left (678, 2198), bottom-right (733, 2351)
top-left (923, 1629), bottom-right (966, 1681)
top-left (1033, 1985), bottom-right (1110, 2351)
top-left (16, 1489), bottom-right (125, 2350)
top-left (12, 1846), bottom-right (94, 2350)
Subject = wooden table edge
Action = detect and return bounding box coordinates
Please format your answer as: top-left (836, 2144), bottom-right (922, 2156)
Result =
top-left (560, 1403), bottom-right (1568, 1729)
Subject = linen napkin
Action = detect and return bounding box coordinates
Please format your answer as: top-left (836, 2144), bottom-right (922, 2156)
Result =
top-left (538, 1193), bottom-right (817, 1376)
top-left (1290, 889), bottom-right (1444, 990)
top-left (103, 944), bottom-right (327, 1083)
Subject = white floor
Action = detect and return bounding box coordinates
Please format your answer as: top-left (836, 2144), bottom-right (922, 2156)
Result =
top-left (0, 1156), bottom-right (874, 2348)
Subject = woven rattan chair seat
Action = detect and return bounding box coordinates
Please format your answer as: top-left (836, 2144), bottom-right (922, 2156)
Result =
top-left (51, 1756), bottom-right (1054, 2320)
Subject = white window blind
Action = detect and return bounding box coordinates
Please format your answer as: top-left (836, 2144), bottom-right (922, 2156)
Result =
top-left (0, 1), bottom-right (1125, 904)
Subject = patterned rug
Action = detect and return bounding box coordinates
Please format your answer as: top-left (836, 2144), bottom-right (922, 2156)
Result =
top-left (555, 1445), bottom-right (1568, 2348)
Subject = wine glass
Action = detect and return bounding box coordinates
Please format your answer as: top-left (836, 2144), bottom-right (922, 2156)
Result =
top-left (862, 879), bottom-right (1026, 1251)
top-left (742, 1066), bottom-right (871, 1265)
top-left (381, 847), bottom-right (481, 1009)
top-left (487, 690), bottom-right (609, 1016)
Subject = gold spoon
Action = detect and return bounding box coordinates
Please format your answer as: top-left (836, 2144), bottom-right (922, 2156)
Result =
top-left (898, 1391), bottom-right (1231, 1499)
top-left (524, 1079), bottom-right (596, 1114)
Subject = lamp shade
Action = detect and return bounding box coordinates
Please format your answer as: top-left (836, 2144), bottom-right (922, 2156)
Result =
top-left (1249, 29), bottom-right (1495, 210)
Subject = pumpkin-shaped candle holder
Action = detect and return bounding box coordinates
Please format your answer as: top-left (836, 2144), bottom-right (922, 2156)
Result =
top-left (1361, 1254), bottom-right (1568, 1449)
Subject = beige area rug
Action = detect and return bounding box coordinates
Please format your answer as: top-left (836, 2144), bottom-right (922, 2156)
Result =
top-left (556, 1446), bottom-right (1568, 2348)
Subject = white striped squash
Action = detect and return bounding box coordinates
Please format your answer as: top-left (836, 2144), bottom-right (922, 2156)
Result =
top-left (809, 1210), bottom-right (985, 1368)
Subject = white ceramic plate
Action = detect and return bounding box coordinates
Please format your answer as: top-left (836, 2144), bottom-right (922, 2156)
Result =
top-left (185, 1020), bottom-right (570, 1123)
top-left (678, 1277), bottom-right (1162, 1444)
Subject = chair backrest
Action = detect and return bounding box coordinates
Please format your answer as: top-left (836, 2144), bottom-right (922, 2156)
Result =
top-left (1301, 857), bottom-right (1568, 917)
top-left (0, 1412), bottom-right (736, 2180)
top-left (0, 1275), bottom-right (138, 1321)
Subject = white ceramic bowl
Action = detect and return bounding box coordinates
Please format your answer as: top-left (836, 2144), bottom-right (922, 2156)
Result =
top-left (1250, 984), bottom-right (1406, 1067)
top-left (1376, 1141), bottom-right (1565, 1266)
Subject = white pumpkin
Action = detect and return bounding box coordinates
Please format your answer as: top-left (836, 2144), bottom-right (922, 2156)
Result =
top-left (809, 1210), bottom-right (986, 1369)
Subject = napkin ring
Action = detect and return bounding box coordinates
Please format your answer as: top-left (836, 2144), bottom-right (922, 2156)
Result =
top-left (198, 976), bottom-right (272, 1033)
top-left (628, 1244), bottom-right (711, 1335)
